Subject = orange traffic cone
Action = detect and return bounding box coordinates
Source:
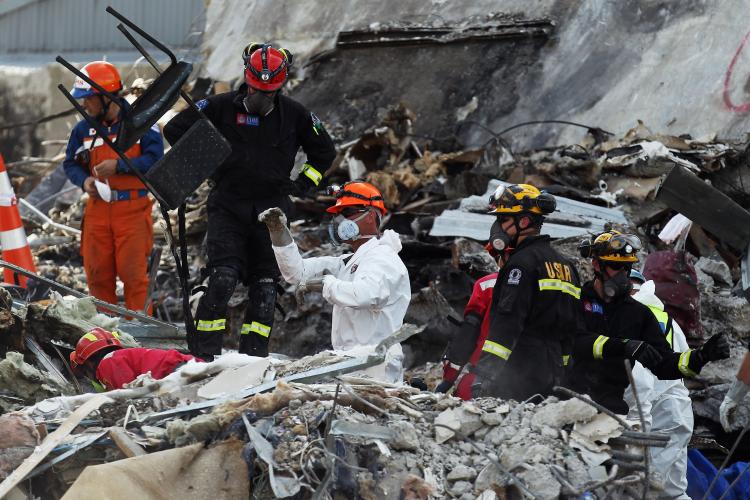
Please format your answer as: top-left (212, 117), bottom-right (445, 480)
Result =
top-left (0, 154), bottom-right (37, 287)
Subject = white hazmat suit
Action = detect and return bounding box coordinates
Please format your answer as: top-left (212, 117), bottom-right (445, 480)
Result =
top-left (624, 280), bottom-right (692, 499)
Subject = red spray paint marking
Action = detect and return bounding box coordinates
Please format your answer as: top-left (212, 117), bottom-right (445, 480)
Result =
top-left (724, 28), bottom-right (750, 113)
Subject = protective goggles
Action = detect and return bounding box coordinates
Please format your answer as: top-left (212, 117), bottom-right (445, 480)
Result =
top-left (327, 184), bottom-right (384, 204)
top-left (488, 185), bottom-right (556, 214)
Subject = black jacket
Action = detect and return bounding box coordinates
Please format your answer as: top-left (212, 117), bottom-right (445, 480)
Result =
top-left (571, 282), bottom-right (696, 413)
top-left (163, 86), bottom-right (336, 217)
top-left (474, 235), bottom-right (582, 400)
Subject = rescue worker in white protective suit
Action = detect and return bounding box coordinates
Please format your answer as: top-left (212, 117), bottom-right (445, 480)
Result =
top-left (258, 181), bottom-right (410, 382)
top-left (623, 269), bottom-right (692, 500)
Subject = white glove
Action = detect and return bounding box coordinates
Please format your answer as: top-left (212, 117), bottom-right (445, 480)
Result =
top-left (294, 277), bottom-right (326, 305)
top-left (258, 207), bottom-right (292, 247)
top-left (720, 379), bottom-right (750, 431)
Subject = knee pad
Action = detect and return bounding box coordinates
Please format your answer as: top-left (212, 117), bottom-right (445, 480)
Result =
top-left (247, 278), bottom-right (277, 322)
top-left (204, 266), bottom-right (239, 311)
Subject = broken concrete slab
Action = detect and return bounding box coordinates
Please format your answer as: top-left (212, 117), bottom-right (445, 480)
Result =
top-left (0, 412), bottom-right (40, 481)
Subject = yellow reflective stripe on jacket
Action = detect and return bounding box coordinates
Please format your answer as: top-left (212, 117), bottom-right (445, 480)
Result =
top-left (482, 340), bottom-right (511, 360)
top-left (666, 330), bottom-right (673, 348)
top-left (90, 379), bottom-right (107, 393)
top-left (678, 350), bottom-right (697, 377)
top-left (300, 163), bottom-right (323, 186)
top-left (538, 279), bottom-right (581, 299)
top-left (562, 355), bottom-right (570, 366)
top-left (593, 335), bottom-right (609, 360)
top-left (242, 321), bottom-right (271, 338)
top-left (197, 319), bottom-right (226, 332)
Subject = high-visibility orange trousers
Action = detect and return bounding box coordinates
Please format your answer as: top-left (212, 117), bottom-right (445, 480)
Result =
top-left (81, 196), bottom-right (153, 312)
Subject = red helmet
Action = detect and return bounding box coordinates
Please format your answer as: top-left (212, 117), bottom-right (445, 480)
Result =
top-left (242, 43), bottom-right (292, 92)
top-left (72, 61), bottom-right (123, 99)
top-left (69, 327), bottom-right (122, 369)
top-left (326, 181), bottom-right (387, 215)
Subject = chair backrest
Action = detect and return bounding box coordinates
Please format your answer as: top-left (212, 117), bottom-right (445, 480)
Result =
top-left (145, 118), bottom-right (231, 210)
top-left (116, 61), bottom-right (193, 151)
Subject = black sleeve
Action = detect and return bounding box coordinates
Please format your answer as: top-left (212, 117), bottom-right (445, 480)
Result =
top-left (445, 312), bottom-right (482, 366)
top-left (295, 110), bottom-right (336, 189)
top-left (478, 263), bottom-right (535, 366)
top-left (163, 98), bottom-right (218, 146)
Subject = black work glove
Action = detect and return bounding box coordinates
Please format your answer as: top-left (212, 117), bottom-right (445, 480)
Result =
top-left (435, 380), bottom-right (454, 393)
top-left (623, 340), bottom-right (663, 372)
top-left (697, 333), bottom-right (730, 364)
top-left (280, 178), bottom-right (313, 197)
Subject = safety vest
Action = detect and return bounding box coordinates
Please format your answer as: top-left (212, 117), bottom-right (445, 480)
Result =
top-left (646, 305), bottom-right (673, 348)
top-left (82, 129), bottom-right (145, 191)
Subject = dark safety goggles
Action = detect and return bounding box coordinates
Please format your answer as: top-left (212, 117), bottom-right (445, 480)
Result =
top-left (327, 184), bottom-right (384, 203)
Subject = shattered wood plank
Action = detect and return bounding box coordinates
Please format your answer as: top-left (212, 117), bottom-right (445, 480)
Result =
top-left (0, 394), bottom-right (112, 498)
top-left (657, 166), bottom-right (750, 250)
top-left (108, 427), bottom-right (147, 458)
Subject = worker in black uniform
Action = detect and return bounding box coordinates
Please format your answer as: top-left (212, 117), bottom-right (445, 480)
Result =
top-left (473, 183), bottom-right (582, 401)
top-left (163, 43), bottom-right (336, 359)
top-left (571, 230), bottom-right (730, 413)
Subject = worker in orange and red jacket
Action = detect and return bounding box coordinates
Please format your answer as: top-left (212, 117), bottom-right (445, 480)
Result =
top-left (62, 61), bottom-right (164, 312)
top-left (70, 328), bottom-right (203, 391)
top-left (437, 271), bottom-right (498, 399)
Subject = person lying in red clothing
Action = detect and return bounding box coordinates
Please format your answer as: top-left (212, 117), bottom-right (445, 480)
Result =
top-left (69, 327), bottom-right (203, 391)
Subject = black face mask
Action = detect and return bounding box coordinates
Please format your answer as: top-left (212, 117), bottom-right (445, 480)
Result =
top-left (489, 218), bottom-right (512, 252)
top-left (243, 91), bottom-right (275, 116)
top-left (601, 268), bottom-right (632, 300)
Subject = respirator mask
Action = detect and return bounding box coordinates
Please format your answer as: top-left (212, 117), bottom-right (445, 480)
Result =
top-left (243, 89), bottom-right (276, 116)
top-left (489, 218), bottom-right (512, 252)
top-left (328, 208), bottom-right (376, 246)
top-left (599, 262), bottom-right (633, 300)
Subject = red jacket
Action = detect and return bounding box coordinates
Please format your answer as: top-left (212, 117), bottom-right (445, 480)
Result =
top-left (443, 273), bottom-right (497, 399)
top-left (96, 348), bottom-right (202, 390)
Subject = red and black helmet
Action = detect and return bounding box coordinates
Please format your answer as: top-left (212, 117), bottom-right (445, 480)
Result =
top-left (242, 43), bottom-right (293, 92)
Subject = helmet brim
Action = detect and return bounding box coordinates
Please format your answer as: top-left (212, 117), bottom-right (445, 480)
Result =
top-left (71, 87), bottom-right (96, 99)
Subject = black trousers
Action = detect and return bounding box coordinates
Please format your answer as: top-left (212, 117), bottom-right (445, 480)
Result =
top-left (191, 194), bottom-right (286, 358)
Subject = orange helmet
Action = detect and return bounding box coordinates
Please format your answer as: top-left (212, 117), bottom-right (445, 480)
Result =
top-left (326, 181), bottom-right (387, 215)
top-left (72, 61), bottom-right (123, 99)
top-left (69, 327), bottom-right (122, 369)
top-left (242, 43), bottom-right (292, 92)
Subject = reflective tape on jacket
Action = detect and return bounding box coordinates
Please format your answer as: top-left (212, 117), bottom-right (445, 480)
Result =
top-left (300, 163), bottom-right (323, 186)
top-left (562, 355), bottom-right (570, 366)
top-left (241, 321), bottom-right (271, 338)
top-left (678, 350), bottom-right (697, 377)
top-left (537, 279), bottom-right (581, 299)
top-left (482, 340), bottom-right (511, 360)
top-left (197, 319), bottom-right (226, 332)
top-left (593, 335), bottom-right (609, 360)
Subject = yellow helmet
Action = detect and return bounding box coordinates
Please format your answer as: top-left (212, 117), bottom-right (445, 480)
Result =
top-left (488, 183), bottom-right (556, 216)
top-left (578, 230), bottom-right (641, 263)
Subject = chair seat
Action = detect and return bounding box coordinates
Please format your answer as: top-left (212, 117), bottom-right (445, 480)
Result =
top-left (116, 61), bottom-right (193, 151)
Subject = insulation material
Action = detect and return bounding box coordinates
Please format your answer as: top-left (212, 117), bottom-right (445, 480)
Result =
top-left (61, 440), bottom-right (248, 500)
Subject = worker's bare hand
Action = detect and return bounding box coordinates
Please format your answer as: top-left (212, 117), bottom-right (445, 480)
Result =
top-left (93, 159), bottom-right (118, 180)
top-left (258, 207), bottom-right (288, 229)
top-left (82, 176), bottom-right (98, 197)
